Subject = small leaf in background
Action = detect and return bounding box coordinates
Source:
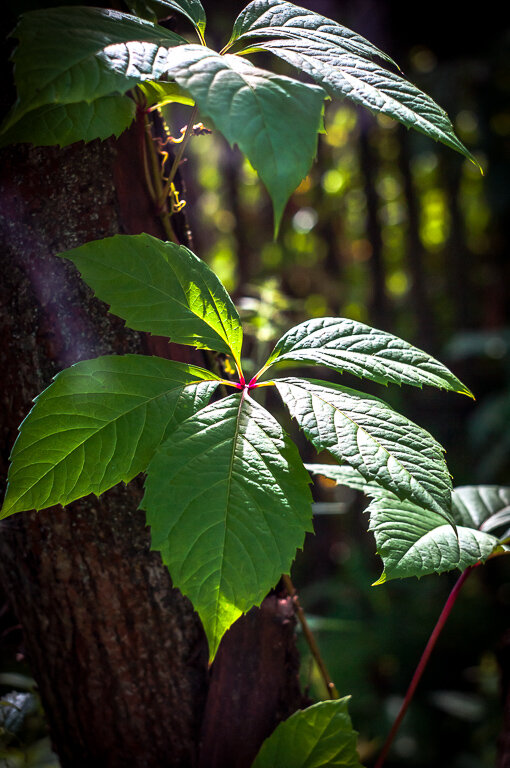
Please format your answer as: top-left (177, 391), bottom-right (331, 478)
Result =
top-left (153, 44), bottom-right (326, 233)
top-left (60, 234), bottom-right (244, 370)
top-left (142, 392), bottom-right (313, 659)
top-left (1, 7), bottom-right (186, 137)
top-left (1, 355), bottom-right (219, 518)
top-left (307, 465), bottom-right (509, 581)
top-left (275, 377), bottom-right (453, 523)
top-left (126, 0), bottom-right (206, 38)
top-left (261, 317), bottom-right (472, 396)
top-left (0, 94), bottom-right (136, 149)
top-left (251, 698), bottom-right (363, 768)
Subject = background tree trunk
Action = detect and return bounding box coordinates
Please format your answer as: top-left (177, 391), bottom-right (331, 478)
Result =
top-left (0, 117), bottom-right (304, 766)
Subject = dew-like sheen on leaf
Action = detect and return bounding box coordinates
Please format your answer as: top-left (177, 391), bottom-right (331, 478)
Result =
top-left (262, 317), bottom-right (472, 396)
top-left (275, 377), bottom-right (453, 523)
top-left (1, 355), bottom-right (219, 518)
top-left (251, 698), bottom-right (362, 768)
top-left (60, 233), bottom-right (244, 368)
top-left (1, 7), bottom-right (186, 136)
top-left (141, 392), bottom-right (313, 660)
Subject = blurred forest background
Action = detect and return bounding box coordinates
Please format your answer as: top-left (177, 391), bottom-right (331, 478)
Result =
top-left (1, 0), bottom-right (509, 766)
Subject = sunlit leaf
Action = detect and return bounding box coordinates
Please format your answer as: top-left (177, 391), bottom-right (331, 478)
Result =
top-left (251, 698), bottom-right (363, 768)
top-left (1, 355), bottom-right (219, 518)
top-left (60, 234), bottom-right (244, 369)
top-left (229, 0), bottom-right (396, 68)
top-left (142, 392), bottom-right (313, 659)
top-left (262, 317), bottom-right (472, 396)
top-left (275, 377), bottom-right (453, 523)
top-left (138, 81), bottom-right (195, 108)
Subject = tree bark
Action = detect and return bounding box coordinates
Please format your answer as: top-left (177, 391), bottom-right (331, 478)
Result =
top-left (0, 117), bottom-right (304, 766)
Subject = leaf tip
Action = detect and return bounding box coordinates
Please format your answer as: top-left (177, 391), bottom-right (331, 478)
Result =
top-left (372, 572), bottom-right (387, 586)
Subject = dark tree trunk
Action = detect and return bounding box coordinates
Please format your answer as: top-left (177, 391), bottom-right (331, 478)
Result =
top-left (497, 630), bottom-right (510, 768)
top-left (0, 116), bottom-right (304, 766)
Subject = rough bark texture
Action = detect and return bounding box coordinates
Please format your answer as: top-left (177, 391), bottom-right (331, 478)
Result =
top-left (199, 593), bottom-right (304, 768)
top-left (0, 117), bottom-right (304, 767)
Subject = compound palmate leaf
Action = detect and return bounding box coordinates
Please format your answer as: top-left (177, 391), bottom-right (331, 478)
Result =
top-left (229, 0), bottom-right (476, 166)
top-left (251, 698), bottom-right (362, 768)
top-left (307, 464), bottom-right (508, 581)
top-left (261, 317), bottom-right (472, 396)
top-left (2, 7), bottom-right (186, 136)
top-left (275, 377), bottom-right (453, 523)
top-left (1, 355), bottom-right (220, 519)
top-left (116, 44), bottom-right (326, 232)
top-left (60, 234), bottom-right (244, 370)
top-left (142, 391), bottom-right (313, 659)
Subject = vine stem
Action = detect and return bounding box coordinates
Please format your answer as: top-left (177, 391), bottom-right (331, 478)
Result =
top-left (374, 564), bottom-right (478, 768)
top-left (142, 111), bottom-right (178, 243)
top-left (282, 574), bottom-right (340, 701)
top-left (160, 104), bottom-right (200, 205)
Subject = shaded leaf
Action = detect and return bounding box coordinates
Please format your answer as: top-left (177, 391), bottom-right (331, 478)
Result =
top-left (251, 698), bottom-right (363, 768)
top-left (117, 44), bottom-right (325, 232)
top-left (368, 496), bottom-right (501, 583)
top-left (2, 7), bottom-right (186, 136)
top-left (275, 377), bottom-right (453, 522)
top-left (126, 0), bottom-right (206, 37)
top-left (60, 234), bottom-right (244, 369)
top-left (306, 464), bottom-right (508, 581)
top-left (0, 93), bottom-right (136, 148)
top-left (142, 391), bottom-right (313, 659)
top-left (1, 355), bottom-right (219, 518)
top-left (262, 317), bottom-right (472, 396)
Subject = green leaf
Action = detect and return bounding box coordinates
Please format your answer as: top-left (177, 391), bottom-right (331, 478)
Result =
top-left (1, 355), bottom-right (219, 518)
top-left (2, 7), bottom-right (186, 136)
top-left (230, 1), bottom-right (477, 168)
top-left (261, 317), bottom-right (472, 396)
top-left (275, 377), bottom-right (453, 523)
top-left (251, 698), bottom-right (363, 768)
top-left (306, 465), bottom-right (508, 581)
top-left (229, 0), bottom-right (396, 68)
top-left (126, 0), bottom-right (206, 37)
top-left (60, 234), bottom-right (244, 370)
top-left (137, 81), bottom-right (195, 109)
top-left (138, 44), bottom-right (325, 233)
top-left (142, 391), bottom-right (313, 659)
top-left (368, 496), bottom-right (501, 583)
top-left (0, 93), bottom-right (136, 149)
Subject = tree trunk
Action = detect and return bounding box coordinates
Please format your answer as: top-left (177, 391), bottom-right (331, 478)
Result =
top-left (0, 116), bottom-right (304, 766)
